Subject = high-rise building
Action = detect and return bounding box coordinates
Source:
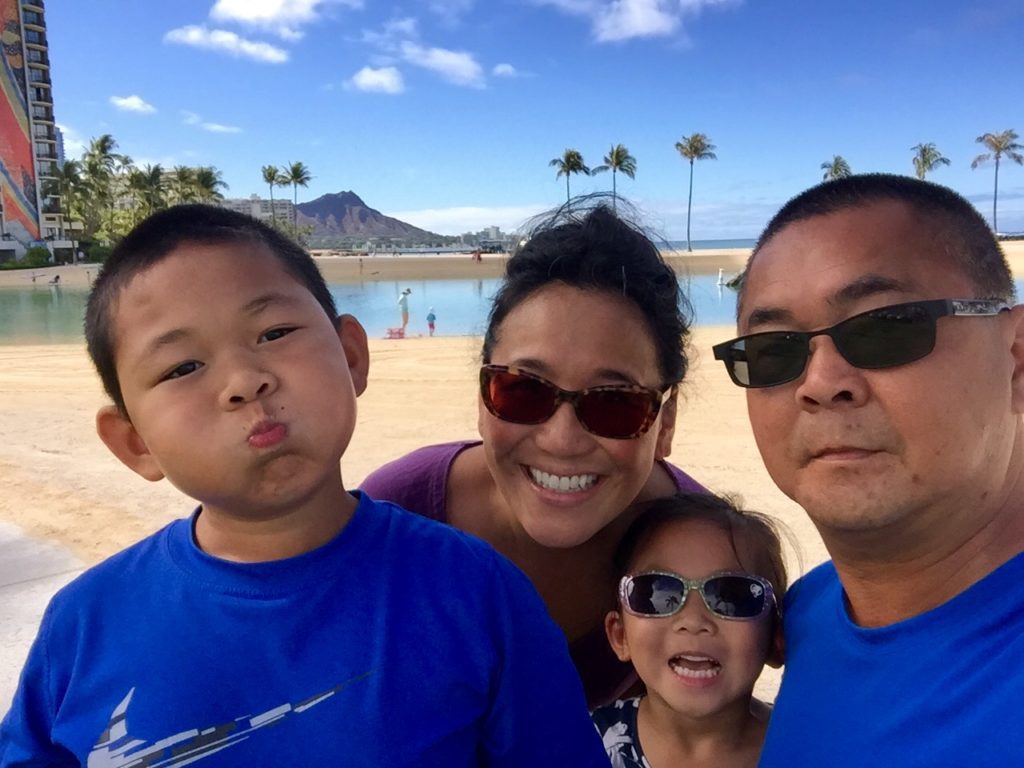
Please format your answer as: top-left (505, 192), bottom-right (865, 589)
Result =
top-left (219, 194), bottom-right (295, 224)
top-left (0, 0), bottom-right (69, 259)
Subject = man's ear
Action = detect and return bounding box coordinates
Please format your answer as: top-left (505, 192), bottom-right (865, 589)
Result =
top-left (765, 615), bottom-right (785, 669)
top-left (1007, 306), bottom-right (1024, 414)
top-left (95, 406), bottom-right (165, 482)
top-left (337, 314), bottom-right (370, 396)
top-left (604, 609), bottom-right (632, 663)
top-left (654, 389), bottom-right (678, 460)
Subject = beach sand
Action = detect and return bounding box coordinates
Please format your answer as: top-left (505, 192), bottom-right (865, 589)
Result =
top-left (3, 240), bottom-right (1023, 706)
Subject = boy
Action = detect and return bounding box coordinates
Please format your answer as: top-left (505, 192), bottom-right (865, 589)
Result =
top-left (0, 205), bottom-right (606, 766)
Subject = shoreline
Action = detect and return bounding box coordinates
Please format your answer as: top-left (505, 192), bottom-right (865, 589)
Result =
top-left (2, 241), bottom-right (1023, 288)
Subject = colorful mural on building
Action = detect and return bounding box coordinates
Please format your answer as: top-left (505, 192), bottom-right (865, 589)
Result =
top-left (0, 0), bottom-right (40, 241)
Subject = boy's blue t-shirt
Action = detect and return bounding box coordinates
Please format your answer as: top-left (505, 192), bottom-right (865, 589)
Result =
top-left (759, 552), bottom-right (1024, 767)
top-left (0, 493), bottom-right (606, 766)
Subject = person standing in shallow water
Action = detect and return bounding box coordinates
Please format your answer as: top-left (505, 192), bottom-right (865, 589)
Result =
top-left (426, 307), bottom-right (437, 336)
top-left (397, 287), bottom-right (411, 332)
top-left (361, 197), bottom-right (705, 707)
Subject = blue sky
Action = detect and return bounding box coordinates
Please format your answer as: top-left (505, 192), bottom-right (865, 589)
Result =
top-left (47, 0), bottom-right (1024, 238)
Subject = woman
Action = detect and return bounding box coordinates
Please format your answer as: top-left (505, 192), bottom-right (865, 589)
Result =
top-left (360, 199), bottom-right (703, 705)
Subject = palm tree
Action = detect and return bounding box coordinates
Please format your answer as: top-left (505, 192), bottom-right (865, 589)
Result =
top-left (821, 155), bottom-right (852, 181)
top-left (592, 144), bottom-right (637, 210)
top-left (971, 129), bottom-right (1024, 233)
top-left (262, 165), bottom-right (280, 225)
top-left (130, 164), bottom-right (166, 219)
top-left (281, 161), bottom-right (312, 231)
top-left (911, 143), bottom-right (950, 180)
top-left (194, 166), bottom-right (227, 202)
top-left (41, 159), bottom-right (83, 240)
top-left (674, 133), bottom-right (717, 252)
top-left (169, 166), bottom-right (197, 204)
top-left (548, 149), bottom-right (590, 207)
top-left (81, 134), bottom-right (119, 238)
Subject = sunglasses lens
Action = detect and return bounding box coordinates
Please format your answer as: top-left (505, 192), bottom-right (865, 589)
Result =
top-left (483, 369), bottom-right (557, 424)
top-left (624, 574), bottom-right (687, 616)
top-left (835, 305), bottom-right (936, 368)
top-left (735, 334), bottom-right (808, 387)
top-left (576, 389), bottom-right (655, 439)
top-left (703, 575), bottom-right (769, 618)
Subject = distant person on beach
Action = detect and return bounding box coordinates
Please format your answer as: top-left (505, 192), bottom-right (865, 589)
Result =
top-left (713, 173), bottom-right (1024, 765)
top-left (0, 205), bottom-right (606, 766)
top-left (427, 306), bottom-right (436, 336)
top-left (398, 287), bottom-right (411, 331)
top-left (361, 197), bottom-right (705, 707)
top-left (593, 493), bottom-right (786, 768)
top-left (48, 274), bottom-right (60, 286)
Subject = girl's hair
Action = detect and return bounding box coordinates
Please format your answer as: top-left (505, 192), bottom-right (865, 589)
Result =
top-left (614, 492), bottom-right (790, 601)
top-left (482, 194), bottom-right (693, 388)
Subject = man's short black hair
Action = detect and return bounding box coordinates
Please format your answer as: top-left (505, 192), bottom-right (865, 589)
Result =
top-left (85, 204), bottom-right (337, 414)
top-left (738, 174), bottom-right (1015, 313)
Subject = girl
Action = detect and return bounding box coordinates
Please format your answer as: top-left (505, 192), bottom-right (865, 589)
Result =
top-left (594, 492), bottom-right (788, 767)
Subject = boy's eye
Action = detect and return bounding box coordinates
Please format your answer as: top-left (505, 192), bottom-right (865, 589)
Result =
top-left (161, 361), bottom-right (203, 381)
top-left (260, 327), bottom-right (296, 343)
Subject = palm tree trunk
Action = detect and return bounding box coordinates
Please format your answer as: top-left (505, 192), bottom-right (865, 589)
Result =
top-left (686, 160), bottom-right (695, 252)
top-left (566, 175), bottom-right (570, 207)
top-left (293, 185), bottom-right (298, 233)
top-left (268, 184), bottom-right (276, 226)
top-left (993, 156), bottom-right (1000, 233)
top-left (612, 171), bottom-right (617, 212)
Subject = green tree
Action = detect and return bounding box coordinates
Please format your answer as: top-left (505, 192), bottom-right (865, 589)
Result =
top-left (194, 166), bottom-right (228, 202)
top-left (262, 164), bottom-right (280, 225)
top-left (911, 143), bottom-right (950, 180)
top-left (592, 144), bottom-right (637, 210)
top-left (548, 149), bottom-right (591, 207)
top-left (674, 133), bottom-right (717, 252)
top-left (41, 159), bottom-right (83, 240)
top-left (130, 164), bottom-right (166, 219)
top-left (81, 134), bottom-right (119, 239)
top-left (169, 166), bottom-right (197, 205)
top-left (821, 155), bottom-right (852, 181)
top-left (281, 161), bottom-right (312, 232)
top-left (971, 129), bottom-right (1024, 233)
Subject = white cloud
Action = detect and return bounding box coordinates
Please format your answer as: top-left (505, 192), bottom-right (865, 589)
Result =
top-left (210, 0), bottom-right (361, 39)
top-left (429, 0), bottom-right (474, 22)
top-left (202, 122), bottom-right (243, 133)
top-left (386, 205), bottom-right (548, 235)
top-left (347, 66), bottom-right (405, 94)
top-left (492, 63), bottom-right (518, 77)
top-left (109, 95), bottom-right (156, 114)
top-left (361, 16), bottom-right (418, 48)
top-left (535, 0), bottom-right (734, 42)
top-left (180, 110), bottom-right (242, 133)
top-left (54, 123), bottom-right (87, 157)
top-left (400, 41), bottom-right (484, 87)
top-left (164, 25), bottom-right (289, 63)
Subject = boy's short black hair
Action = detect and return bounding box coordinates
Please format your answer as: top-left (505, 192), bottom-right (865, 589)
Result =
top-left (613, 492), bottom-right (790, 606)
top-left (482, 195), bottom-right (693, 388)
top-left (738, 173), bottom-right (1015, 315)
top-left (85, 204), bottom-right (337, 414)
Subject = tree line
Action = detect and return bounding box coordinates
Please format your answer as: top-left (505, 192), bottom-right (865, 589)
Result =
top-left (553, 128), bottom-right (1023, 248)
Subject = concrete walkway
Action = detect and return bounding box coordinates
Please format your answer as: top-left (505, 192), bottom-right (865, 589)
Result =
top-left (0, 522), bottom-right (84, 712)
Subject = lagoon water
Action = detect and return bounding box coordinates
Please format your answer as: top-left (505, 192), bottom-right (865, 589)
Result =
top-left (0, 274), bottom-right (744, 345)
top-left (7, 275), bottom-right (1023, 345)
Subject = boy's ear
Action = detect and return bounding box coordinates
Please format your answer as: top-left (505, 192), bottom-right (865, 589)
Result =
top-left (765, 615), bottom-right (785, 668)
top-left (1006, 305), bottom-right (1024, 413)
top-left (95, 406), bottom-right (166, 482)
top-left (604, 609), bottom-right (632, 663)
top-left (654, 390), bottom-right (677, 460)
top-left (336, 314), bottom-right (369, 396)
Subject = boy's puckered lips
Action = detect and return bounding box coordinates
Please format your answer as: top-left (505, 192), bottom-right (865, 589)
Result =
top-left (248, 419), bottom-right (288, 449)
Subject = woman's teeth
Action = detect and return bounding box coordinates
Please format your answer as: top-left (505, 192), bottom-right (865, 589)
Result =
top-left (529, 468), bottom-right (598, 492)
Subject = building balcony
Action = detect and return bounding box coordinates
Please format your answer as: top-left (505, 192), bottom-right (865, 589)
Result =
top-left (24, 0), bottom-right (45, 10)
top-left (26, 50), bottom-right (50, 67)
top-left (42, 200), bottom-right (62, 215)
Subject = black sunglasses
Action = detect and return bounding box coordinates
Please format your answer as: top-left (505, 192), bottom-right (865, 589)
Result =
top-left (713, 298), bottom-right (1009, 389)
top-left (479, 364), bottom-right (670, 440)
top-left (619, 571), bottom-right (776, 620)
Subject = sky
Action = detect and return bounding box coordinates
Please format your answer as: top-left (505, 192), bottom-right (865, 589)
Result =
top-left (46, 0), bottom-right (1024, 238)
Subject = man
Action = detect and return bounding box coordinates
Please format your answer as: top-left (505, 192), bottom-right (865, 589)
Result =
top-left (712, 174), bottom-right (1024, 765)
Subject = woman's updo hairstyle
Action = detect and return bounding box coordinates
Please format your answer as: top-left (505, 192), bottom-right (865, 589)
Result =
top-left (482, 194), bottom-right (693, 387)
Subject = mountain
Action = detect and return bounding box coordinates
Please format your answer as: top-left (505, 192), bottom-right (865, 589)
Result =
top-left (295, 191), bottom-right (444, 244)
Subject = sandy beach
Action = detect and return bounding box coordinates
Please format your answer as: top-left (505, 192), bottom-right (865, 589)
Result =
top-left (3, 240), bottom-right (1024, 706)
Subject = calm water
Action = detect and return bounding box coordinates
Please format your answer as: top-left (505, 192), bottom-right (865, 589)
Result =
top-left (4, 276), bottom-right (1023, 345)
